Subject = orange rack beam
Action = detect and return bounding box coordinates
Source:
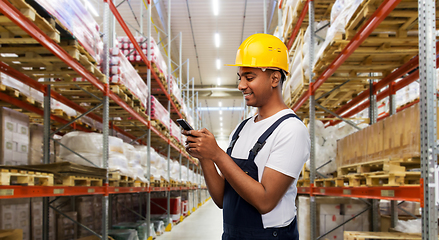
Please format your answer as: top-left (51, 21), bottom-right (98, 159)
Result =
top-left (298, 185), bottom-right (421, 202)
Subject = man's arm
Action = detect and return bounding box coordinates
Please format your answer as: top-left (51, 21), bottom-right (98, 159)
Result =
top-left (184, 129), bottom-right (295, 214)
top-left (199, 159), bottom-right (225, 208)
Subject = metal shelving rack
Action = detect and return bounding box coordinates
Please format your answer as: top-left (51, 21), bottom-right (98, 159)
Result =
top-left (0, 0), bottom-right (207, 239)
top-left (282, 0), bottom-right (438, 239)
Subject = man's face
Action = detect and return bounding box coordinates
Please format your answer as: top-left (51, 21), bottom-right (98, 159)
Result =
top-left (237, 67), bottom-right (273, 107)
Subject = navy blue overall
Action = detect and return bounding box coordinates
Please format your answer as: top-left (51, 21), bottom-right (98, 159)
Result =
top-left (222, 113), bottom-right (301, 240)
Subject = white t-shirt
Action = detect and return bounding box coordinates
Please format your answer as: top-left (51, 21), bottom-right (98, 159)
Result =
top-left (228, 109), bottom-right (310, 228)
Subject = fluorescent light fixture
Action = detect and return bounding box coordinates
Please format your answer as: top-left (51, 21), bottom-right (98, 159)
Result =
top-left (220, 117), bottom-right (223, 121)
top-left (0, 53), bottom-right (18, 57)
top-left (216, 59), bottom-right (221, 69)
top-left (213, 0), bottom-right (219, 16)
top-left (219, 110), bottom-right (222, 115)
top-left (85, 0), bottom-right (99, 17)
top-left (220, 122), bottom-right (223, 127)
top-left (11, 61), bottom-right (21, 64)
top-left (219, 101), bottom-right (222, 107)
top-left (215, 33), bottom-right (220, 48)
top-left (217, 77), bottom-right (221, 86)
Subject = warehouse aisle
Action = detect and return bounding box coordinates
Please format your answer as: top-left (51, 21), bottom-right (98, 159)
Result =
top-left (157, 199), bottom-right (223, 240)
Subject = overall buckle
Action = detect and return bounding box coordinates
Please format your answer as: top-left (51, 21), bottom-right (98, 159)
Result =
top-left (251, 141), bottom-right (266, 155)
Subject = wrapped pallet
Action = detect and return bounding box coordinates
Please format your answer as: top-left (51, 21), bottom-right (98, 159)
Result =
top-left (0, 199), bottom-right (30, 240)
top-left (34, 0), bottom-right (103, 62)
top-left (0, 107), bottom-right (29, 166)
top-left (58, 132), bottom-right (130, 175)
top-left (150, 96), bottom-right (170, 129)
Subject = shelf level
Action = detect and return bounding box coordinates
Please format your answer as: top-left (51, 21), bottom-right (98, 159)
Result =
top-left (0, 185), bottom-right (203, 199)
top-left (297, 185), bottom-right (421, 202)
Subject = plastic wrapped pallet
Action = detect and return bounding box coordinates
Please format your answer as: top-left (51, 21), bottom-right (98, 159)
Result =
top-left (170, 120), bottom-right (182, 144)
top-left (108, 48), bottom-right (148, 109)
top-left (34, 0), bottom-right (103, 63)
top-left (0, 107), bottom-right (30, 166)
top-left (113, 222), bottom-right (148, 240)
top-left (0, 199), bottom-right (30, 240)
top-left (123, 143), bottom-right (148, 182)
top-left (150, 96), bottom-right (170, 129)
top-left (58, 132), bottom-right (130, 175)
top-left (316, 0), bottom-right (362, 63)
top-left (108, 229), bottom-right (139, 240)
top-left (117, 36), bottom-right (168, 79)
top-left (170, 160), bottom-right (181, 182)
top-left (152, 220), bottom-right (165, 236)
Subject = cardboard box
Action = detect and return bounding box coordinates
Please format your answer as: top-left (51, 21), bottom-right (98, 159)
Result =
top-left (0, 108), bottom-right (29, 166)
top-left (0, 199), bottom-right (30, 240)
top-left (57, 212), bottom-right (77, 240)
top-left (30, 198), bottom-right (55, 240)
top-left (0, 229), bottom-right (23, 240)
top-left (297, 196), bottom-right (370, 240)
top-left (76, 196), bottom-right (95, 238)
top-left (337, 103), bottom-right (439, 168)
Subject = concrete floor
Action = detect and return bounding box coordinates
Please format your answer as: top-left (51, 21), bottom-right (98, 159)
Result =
top-left (156, 199), bottom-right (223, 240)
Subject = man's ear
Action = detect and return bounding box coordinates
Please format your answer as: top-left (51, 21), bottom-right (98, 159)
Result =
top-left (271, 71), bottom-right (281, 88)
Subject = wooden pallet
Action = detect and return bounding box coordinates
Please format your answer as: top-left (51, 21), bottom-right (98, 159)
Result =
top-left (58, 175), bottom-right (103, 187)
top-left (0, 0), bottom-right (60, 43)
top-left (0, 168), bottom-right (53, 186)
top-left (296, 179), bottom-right (310, 187)
top-left (337, 158), bottom-right (420, 176)
top-left (343, 231), bottom-right (435, 240)
top-left (108, 172), bottom-right (148, 187)
top-left (288, 0), bottom-right (439, 119)
top-left (282, 0), bottom-right (333, 45)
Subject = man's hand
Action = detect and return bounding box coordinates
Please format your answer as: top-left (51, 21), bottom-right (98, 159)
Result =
top-left (182, 128), bottom-right (222, 161)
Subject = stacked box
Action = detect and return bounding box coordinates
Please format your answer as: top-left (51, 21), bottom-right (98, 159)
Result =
top-left (116, 195), bottom-right (128, 223)
top-left (30, 198), bottom-right (55, 240)
top-left (297, 196), bottom-right (369, 240)
top-left (131, 194), bottom-right (140, 222)
top-left (76, 197), bottom-right (95, 238)
top-left (93, 196), bottom-right (102, 234)
top-left (336, 103), bottom-right (439, 167)
top-left (57, 212), bottom-right (77, 240)
top-left (0, 107), bottom-right (29, 166)
top-left (0, 199), bottom-right (30, 240)
top-left (29, 124), bottom-right (61, 165)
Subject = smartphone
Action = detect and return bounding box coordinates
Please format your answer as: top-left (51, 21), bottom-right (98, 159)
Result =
top-left (177, 119), bottom-right (194, 131)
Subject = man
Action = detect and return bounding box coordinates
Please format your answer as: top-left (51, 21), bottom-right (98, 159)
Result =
top-left (183, 33), bottom-right (310, 239)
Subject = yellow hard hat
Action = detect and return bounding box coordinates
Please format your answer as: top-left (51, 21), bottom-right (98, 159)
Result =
top-left (226, 33), bottom-right (289, 74)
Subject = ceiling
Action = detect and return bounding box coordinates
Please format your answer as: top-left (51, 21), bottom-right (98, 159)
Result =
top-left (93, 0), bottom-right (279, 138)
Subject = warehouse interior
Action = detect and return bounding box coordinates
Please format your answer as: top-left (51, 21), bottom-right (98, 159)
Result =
top-left (0, 0), bottom-right (438, 239)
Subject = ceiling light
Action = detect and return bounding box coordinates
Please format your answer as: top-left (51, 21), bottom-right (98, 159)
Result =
top-left (215, 33), bottom-right (220, 48)
top-left (219, 110), bottom-right (222, 115)
top-left (216, 59), bottom-right (221, 69)
top-left (217, 77), bottom-right (221, 86)
top-left (219, 101), bottom-right (222, 107)
top-left (221, 128), bottom-right (223, 131)
top-left (213, 0), bottom-right (219, 16)
top-left (220, 117), bottom-right (223, 121)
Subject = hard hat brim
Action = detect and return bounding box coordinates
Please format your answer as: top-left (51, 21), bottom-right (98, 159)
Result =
top-left (225, 64), bottom-right (289, 75)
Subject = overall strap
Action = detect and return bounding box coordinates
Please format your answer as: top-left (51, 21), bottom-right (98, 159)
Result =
top-left (226, 117), bottom-right (252, 155)
top-left (248, 113), bottom-right (301, 161)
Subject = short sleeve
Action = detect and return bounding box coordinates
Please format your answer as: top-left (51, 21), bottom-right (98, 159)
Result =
top-left (264, 119), bottom-right (310, 179)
